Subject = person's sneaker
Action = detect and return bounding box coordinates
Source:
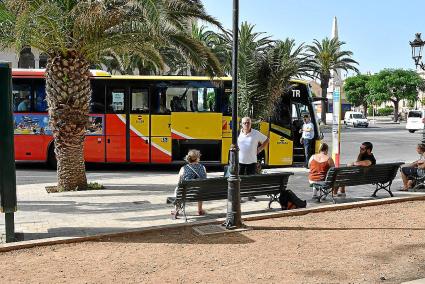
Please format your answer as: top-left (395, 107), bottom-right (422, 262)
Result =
top-left (337, 192), bottom-right (346, 198)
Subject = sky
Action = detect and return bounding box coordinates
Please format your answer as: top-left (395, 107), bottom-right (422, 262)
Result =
top-left (202, 0), bottom-right (424, 76)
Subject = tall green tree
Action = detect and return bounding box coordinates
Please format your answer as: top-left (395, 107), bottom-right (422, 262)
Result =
top-left (254, 38), bottom-right (312, 119)
top-left (344, 74), bottom-right (372, 116)
top-left (307, 37), bottom-right (359, 124)
top-left (367, 69), bottom-right (424, 122)
top-left (214, 22), bottom-right (273, 118)
top-left (188, 23), bottom-right (229, 76)
top-left (0, 0), bottom-right (223, 191)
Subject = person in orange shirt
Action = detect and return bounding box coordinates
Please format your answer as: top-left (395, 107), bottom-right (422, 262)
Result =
top-left (308, 143), bottom-right (335, 200)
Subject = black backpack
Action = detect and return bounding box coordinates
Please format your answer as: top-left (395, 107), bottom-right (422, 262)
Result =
top-left (279, 190), bottom-right (307, 210)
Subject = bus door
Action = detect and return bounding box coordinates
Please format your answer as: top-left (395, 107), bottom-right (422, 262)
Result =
top-left (105, 86), bottom-right (128, 162)
top-left (266, 95), bottom-right (293, 166)
top-left (85, 79), bottom-right (106, 163)
top-left (13, 79), bottom-right (51, 161)
top-left (150, 86), bottom-right (172, 163)
top-left (290, 99), bottom-right (318, 163)
top-left (129, 88), bottom-right (150, 163)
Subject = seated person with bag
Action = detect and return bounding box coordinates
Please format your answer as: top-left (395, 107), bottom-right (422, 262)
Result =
top-left (172, 149), bottom-right (207, 217)
top-left (400, 143), bottom-right (425, 191)
top-left (308, 143), bottom-right (335, 200)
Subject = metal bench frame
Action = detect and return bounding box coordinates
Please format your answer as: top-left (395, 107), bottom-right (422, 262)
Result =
top-left (407, 173), bottom-right (425, 191)
top-left (168, 172), bottom-right (293, 222)
top-left (311, 162), bottom-right (404, 203)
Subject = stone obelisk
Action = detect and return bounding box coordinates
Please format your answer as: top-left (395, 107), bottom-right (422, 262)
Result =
top-left (327, 16), bottom-right (342, 98)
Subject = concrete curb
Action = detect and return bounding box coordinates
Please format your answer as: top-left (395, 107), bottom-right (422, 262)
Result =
top-left (1, 194), bottom-right (425, 253)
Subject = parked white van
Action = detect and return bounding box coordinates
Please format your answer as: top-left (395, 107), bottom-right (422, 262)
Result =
top-left (344, 111), bottom-right (369, 127)
top-left (406, 110), bottom-right (425, 133)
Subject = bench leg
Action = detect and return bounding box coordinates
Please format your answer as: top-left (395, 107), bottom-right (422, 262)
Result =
top-left (372, 181), bottom-right (393, 197)
top-left (182, 201), bottom-right (188, 222)
top-left (173, 201), bottom-right (184, 220)
top-left (268, 193), bottom-right (280, 209)
top-left (326, 189), bottom-right (336, 204)
top-left (315, 185), bottom-right (335, 204)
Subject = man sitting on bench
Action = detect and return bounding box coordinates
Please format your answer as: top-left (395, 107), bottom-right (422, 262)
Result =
top-left (400, 143), bottom-right (425, 191)
top-left (334, 141), bottom-right (376, 198)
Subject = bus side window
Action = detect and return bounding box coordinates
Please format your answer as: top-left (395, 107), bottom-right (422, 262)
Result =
top-left (222, 91), bottom-right (232, 115)
top-left (90, 80), bottom-right (106, 113)
top-left (13, 82), bottom-right (32, 112)
top-left (168, 87), bottom-right (187, 112)
top-left (34, 81), bottom-right (47, 112)
top-left (190, 87), bottom-right (217, 112)
top-left (106, 89), bottom-right (126, 114)
top-left (269, 96), bottom-right (291, 128)
top-left (131, 89), bottom-right (149, 113)
top-left (151, 88), bottom-right (170, 114)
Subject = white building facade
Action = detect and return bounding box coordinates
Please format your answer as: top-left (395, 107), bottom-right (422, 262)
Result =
top-left (0, 47), bottom-right (48, 69)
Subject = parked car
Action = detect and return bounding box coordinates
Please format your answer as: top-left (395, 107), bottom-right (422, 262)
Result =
top-left (406, 110), bottom-right (425, 133)
top-left (344, 111), bottom-right (369, 127)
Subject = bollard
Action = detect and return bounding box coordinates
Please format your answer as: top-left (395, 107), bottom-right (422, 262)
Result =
top-left (0, 62), bottom-right (17, 242)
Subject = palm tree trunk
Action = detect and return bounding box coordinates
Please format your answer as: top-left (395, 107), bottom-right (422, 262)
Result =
top-left (320, 78), bottom-right (329, 125)
top-left (45, 50), bottom-right (90, 191)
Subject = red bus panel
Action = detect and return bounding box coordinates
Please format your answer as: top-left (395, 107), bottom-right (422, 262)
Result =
top-left (105, 114), bottom-right (126, 162)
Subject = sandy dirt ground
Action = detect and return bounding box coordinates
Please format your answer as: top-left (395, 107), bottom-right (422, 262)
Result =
top-left (1, 201), bottom-right (425, 284)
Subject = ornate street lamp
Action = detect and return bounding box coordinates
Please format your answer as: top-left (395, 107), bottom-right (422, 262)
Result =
top-left (410, 33), bottom-right (425, 70)
top-left (410, 33), bottom-right (425, 143)
top-left (224, 0), bottom-right (242, 229)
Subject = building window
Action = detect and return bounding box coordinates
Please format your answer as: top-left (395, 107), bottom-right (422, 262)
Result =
top-left (39, 53), bottom-right (48, 68)
top-left (18, 47), bottom-right (35, 69)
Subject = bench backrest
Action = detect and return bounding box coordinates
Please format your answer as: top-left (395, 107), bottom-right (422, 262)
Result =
top-left (323, 162), bottom-right (404, 188)
top-left (177, 172), bottom-right (293, 202)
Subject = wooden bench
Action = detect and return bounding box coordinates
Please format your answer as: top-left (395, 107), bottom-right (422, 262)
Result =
top-left (167, 172), bottom-right (294, 221)
top-left (311, 162), bottom-right (404, 203)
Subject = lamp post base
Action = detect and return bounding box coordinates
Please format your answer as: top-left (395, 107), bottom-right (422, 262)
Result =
top-left (224, 144), bottom-right (242, 229)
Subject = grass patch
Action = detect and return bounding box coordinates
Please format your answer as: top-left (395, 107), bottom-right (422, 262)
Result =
top-left (46, 182), bottom-right (105, 193)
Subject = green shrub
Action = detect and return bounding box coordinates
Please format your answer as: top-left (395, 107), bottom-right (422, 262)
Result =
top-left (367, 106), bottom-right (394, 116)
top-left (377, 106), bottom-right (394, 116)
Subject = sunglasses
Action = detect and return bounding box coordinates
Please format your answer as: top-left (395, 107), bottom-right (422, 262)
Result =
top-left (360, 147), bottom-right (367, 151)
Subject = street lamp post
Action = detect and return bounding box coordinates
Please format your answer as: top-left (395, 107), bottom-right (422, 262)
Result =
top-left (224, 0), bottom-right (242, 229)
top-left (409, 33), bottom-right (425, 143)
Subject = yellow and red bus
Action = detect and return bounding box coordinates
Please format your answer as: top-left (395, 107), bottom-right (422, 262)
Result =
top-left (12, 69), bottom-right (321, 167)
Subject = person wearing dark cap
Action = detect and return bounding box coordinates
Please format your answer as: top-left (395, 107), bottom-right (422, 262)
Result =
top-left (300, 113), bottom-right (314, 168)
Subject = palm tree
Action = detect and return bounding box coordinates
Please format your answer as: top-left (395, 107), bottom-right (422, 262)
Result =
top-left (307, 37), bottom-right (359, 124)
top-left (254, 39), bottom-right (312, 119)
top-left (189, 23), bottom-right (230, 76)
top-left (99, 22), bottom-right (227, 76)
top-left (0, 0), bottom-right (223, 191)
top-left (214, 22), bottom-right (273, 118)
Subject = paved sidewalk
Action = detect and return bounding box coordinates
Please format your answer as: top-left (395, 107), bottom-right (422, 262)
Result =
top-left (0, 167), bottom-right (422, 242)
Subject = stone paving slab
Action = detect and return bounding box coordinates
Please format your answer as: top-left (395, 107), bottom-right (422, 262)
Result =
top-left (0, 167), bottom-right (421, 243)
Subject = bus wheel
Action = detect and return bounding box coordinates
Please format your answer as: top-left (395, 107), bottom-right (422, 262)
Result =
top-left (47, 145), bottom-right (57, 169)
top-left (409, 130), bottom-right (416, 133)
